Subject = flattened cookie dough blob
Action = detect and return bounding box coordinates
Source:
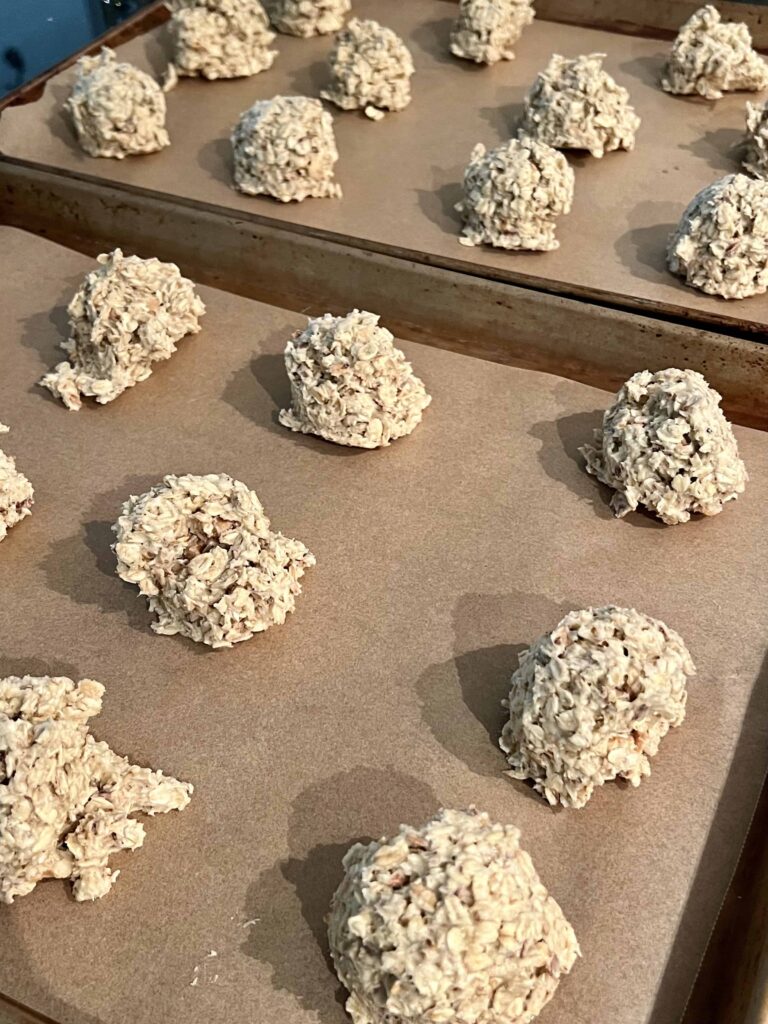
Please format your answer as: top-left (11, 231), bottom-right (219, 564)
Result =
top-left (581, 368), bottom-right (747, 524)
top-left (500, 607), bottom-right (695, 809)
top-left (457, 136), bottom-right (574, 251)
top-left (450, 0), bottom-right (535, 65)
top-left (113, 473), bottom-right (315, 648)
top-left (169, 0), bottom-right (277, 80)
top-left (329, 807), bottom-right (580, 1024)
top-left (39, 249), bottom-right (205, 411)
top-left (268, 0), bottom-right (350, 37)
top-left (744, 100), bottom-right (768, 178)
top-left (0, 675), bottom-right (192, 904)
top-left (520, 53), bottom-right (640, 158)
top-left (661, 5), bottom-right (768, 99)
top-left (321, 18), bottom-right (414, 120)
top-left (668, 173), bottom-right (768, 298)
top-left (279, 310), bottom-right (431, 448)
top-left (65, 47), bottom-right (169, 158)
top-left (232, 95), bottom-right (342, 201)
top-left (0, 425), bottom-right (33, 542)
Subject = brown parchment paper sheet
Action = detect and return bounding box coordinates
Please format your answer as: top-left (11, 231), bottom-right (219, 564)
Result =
top-left (0, 227), bottom-right (767, 1024)
top-left (2, 0), bottom-right (768, 335)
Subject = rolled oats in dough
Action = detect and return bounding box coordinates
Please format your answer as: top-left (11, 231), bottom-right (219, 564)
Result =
top-left (268, 0), bottom-right (350, 37)
top-left (232, 95), bottom-right (342, 201)
top-left (65, 47), bottom-right (169, 158)
top-left (457, 136), bottom-right (574, 251)
top-left (279, 310), bottom-right (431, 448)
top-left (328, 807), bottom-right (580, 1024)
top-left (744, 100), bottom-right (768, 178)
top-left (40, 249), bottom-right (205, 411)
top-left (0, 425), bottom-right (33, 543)
top-left (520, 53), bottom-right (640, 158)
top-left (581, 368), bottom-right (747, 524)
top-left (321, 18), bottom-right (415, 120)
top-left (113, 473), bottom-right (315, 648)
top-left (169, 0), bottom-right (277, 80)
top-left (667, 173), bottom-right (768, 299)
top-left (0, 675), bottom-right (192, 904)
top-left (450, 0), bottom-right (535, 65)
top-left (500, 606), bottom-right (695, 809)
top-left (661, 5), bottom-right (768, 100)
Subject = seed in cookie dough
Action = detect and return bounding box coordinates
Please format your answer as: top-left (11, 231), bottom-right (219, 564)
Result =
top-left (321, 18), bottom-right (414, 121)
top-left (500, 606), bottom-right (695, 809)
top-left (168, 0), bottom-right (277, 80)
top-left (519, 53), bottom-right (640, 158)
top-left (65, 47), bottom-right (169, 159)
top-left (279, 310), bottom-right (431, 448)
top-left (267, 0), bottom-right (350, 37)
top-left (580, 368), bottom-right (747, 524)
top-left (232, 95), bottom-right (342, 201)
top-left (328, 807), bottom-right (580, 1024)
top-left (0, 424), bottom-right (33, 543)
top-left (661, 5), bottom-right (768, 100)
top-left (113, 473), bottom-right (315, 648)
top-left (39, 249), bottom-right (205, 411)
top-left (668, 174), bottom-right (768, 299)
top-left (456, 136), bottom-right (574, 250)
top-left (0, 675), bottom-right (192, 904)
top-left (450, 0), bottom-right (534, 65)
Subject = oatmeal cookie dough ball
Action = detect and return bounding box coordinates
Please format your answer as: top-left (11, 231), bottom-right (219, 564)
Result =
top-left (39, 249), bottom-right (205, 411)
top-left (661, 5), bottom-right (768, 100)
top-left (65, 48), bottom-right (169, 158)
top-left (113, 473), bottom-right (315, 648)
top-left (668, 173), bottom-right (768, 298)
top-left (520, 53), bottom-right (640, 158)
top-left (321, 18), bottom-right (414, 120)
top-left (501, 607), bottom-right (694, 809)
top-left (169, 0), bottom-right (277, 80)
top-left (744, 100), bottom-right (768, 178)
top-left (0, 425), bottom-right (33, 543)
top-left (268, 0), bottom-right (350, 37)
top-left (329, 807), bottom-right (580, 1024)
top-left (581, 368), bottom-right (747, 524)
top-left (232, 95), bottom-right (342, 201)
top-left (457, 136), bottom-right (574, 251)
top-left (450, 0), bottom-right (535, 65)
top-left (279, 310), bottom-right (431, 447)
top-left (0, 675), bottom-right (192, 903)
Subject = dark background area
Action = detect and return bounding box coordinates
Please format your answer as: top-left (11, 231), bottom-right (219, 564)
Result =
top-left (0, 0), bottom-right (155, 96)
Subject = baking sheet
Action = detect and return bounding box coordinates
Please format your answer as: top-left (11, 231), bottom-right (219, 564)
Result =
top-left (2, 0), bottom-right (768, 335)
top-left (0, 226), bottom-right (767, 1024)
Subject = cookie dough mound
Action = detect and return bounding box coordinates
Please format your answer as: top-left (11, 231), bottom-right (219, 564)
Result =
top-left (581, 368), bottom-right (747, 523)
top-left (169, 0), bottom-right (277, 80)
top-left (450, 0), bottom-right (535, 65)
top-left (0, 675), bottom-right (192, 903)
top-left (321, 18), bottom-right (415, 120)
top-left (329, 807), bottom-right (580, 1024)
top-left (520, 53), bottom-right (640, 158)
top-left (268, 0), bottom-right (350, 37)
top-left (39, 249), bottom-right (205, 411)
top-left (0, 425), bottom-right (33, 543)
top-left (279, 310), bottom-right (431, 447)
top-left (114, 473), bottom-right (315, 647)
top-left (65, 48), bottom-right (169, 158)
top-left (457, 136), bottom-right (574, 251)
top-left (668, 173), bottom-right (768, 298)
top-left (232, 95), bottom-right (342, 201)
top-left (745, 101), bottom-right (768, 178)
top-left (501, 607), bottom-right (695, 809)
top-left (661, 5), bottom-right (768, 100)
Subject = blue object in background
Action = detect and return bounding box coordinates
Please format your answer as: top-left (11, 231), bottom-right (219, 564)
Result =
top-left (0, 0), bottom-right (155, 96)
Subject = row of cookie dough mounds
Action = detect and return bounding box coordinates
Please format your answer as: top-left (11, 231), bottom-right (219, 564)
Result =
top-left (0, 675), bottom-right (192, 904)
top-left (329, 807), bottom-right (580, 1024)
top-left (0, 424), bottom-right (33, 543)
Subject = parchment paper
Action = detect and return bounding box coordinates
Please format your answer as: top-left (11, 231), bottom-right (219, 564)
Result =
top-left (2, 0), bottom-right (768, 335)
top-left (0, 227), bottom-right (766, 1024)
